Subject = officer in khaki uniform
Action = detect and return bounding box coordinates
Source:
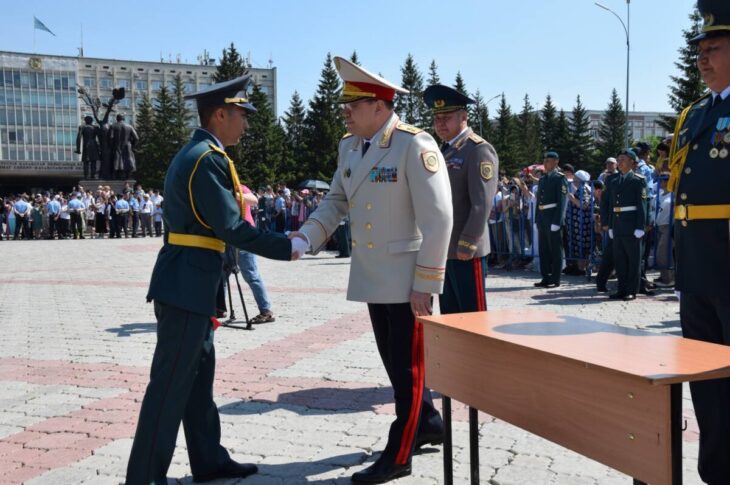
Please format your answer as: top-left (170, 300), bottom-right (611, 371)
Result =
top-left (534, 152), bottom-right (568, 287)
top-left (125, 76), bottom-right (303, 485)
top-left (606, 149), bottom-right (648, 301)
top-left (668, 1), bottom-right (730, 481)
top-left (422, 84), bottom-right (498, 314)
top-left (291, 57), bottom-right (453, 484)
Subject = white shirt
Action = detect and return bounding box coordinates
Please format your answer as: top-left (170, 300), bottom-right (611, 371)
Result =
top-left (141, 200), bottom-right (154, 214)
top-left (199, 128), bottom-right (224, 149)
top-left (712, 85), bottom-right (730, 103)
top-left (656, 190), bottom-right (674, 226)
top-left (446, 127), bottom-right (469, 146)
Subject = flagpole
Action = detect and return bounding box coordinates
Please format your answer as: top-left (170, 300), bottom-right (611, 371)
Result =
top-left (33, 16), bottom-right (36, 53)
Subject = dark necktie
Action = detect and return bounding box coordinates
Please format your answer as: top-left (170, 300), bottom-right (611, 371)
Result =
top-left (440, 142), bottom-right (450, 154)
top-left (362, 141), bottom-right (371, 157)
top-left (711, 95), bottom-right (722, 110)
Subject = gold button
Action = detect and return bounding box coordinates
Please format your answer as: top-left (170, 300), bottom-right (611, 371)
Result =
top-left (367, 242), bottom-right (374, 249)
top-left (349, 202), bottom-right (356, 209)
top-left (681, 220), bottom-right (688, 227)
top-left (352, 240), bottom-right (357, 247)
top-left (366, 203), bottom-right (372, 210)
top-left (684, 167), bottom-right (692, 175)
top-left (680, 193), bottom-right (687, 201)
top-left (365, 223), bottom-right (372, 231)
top-left (693, 144), bottom-right (699, 150)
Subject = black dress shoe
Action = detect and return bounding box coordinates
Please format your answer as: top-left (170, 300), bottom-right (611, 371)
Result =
top-left (546, 282), bottom-right (560, 288)
top-left (609, 292), bottom-right (626, 300)
top-left (193, 461), bottom-right (258, 483)
top-left (623, 294), bottom-right (636, 301)
top-left (596, 286), bottom-right (608, 293)
top-left (351, 460), bottom-right (411, 484)
top-left (414, 431), bottom-right (444, 449)
top-left (534, 280), bottom-right (549, 287)
top-left (639, 289), bottom-right (655, 296)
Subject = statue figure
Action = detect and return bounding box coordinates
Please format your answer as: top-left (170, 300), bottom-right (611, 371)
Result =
top-left (110, 114), bottom-right (139, 179)
top-left (76, 86), bottom-right (126, 179)
top-left (75, 115), bottom-right (100, 179)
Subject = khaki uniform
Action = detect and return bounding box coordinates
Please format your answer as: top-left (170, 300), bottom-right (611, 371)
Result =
top-left (301, 112), bottom-right (453, 303)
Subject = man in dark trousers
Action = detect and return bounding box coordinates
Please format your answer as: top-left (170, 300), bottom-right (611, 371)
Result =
top-left (669, 1), bottom-right (730, 481)
top-left (75, 116), bottom-right (99, 179)
top-left (110, 113), bottom-right (139, 179)
top-left (596, 169), bottom-right (620, 292)
top-left (125, 75), bottom-right (306, 485)
top-left (606, 149), bottom-right (648, 301)
top-left (423, 84), bottom-right (498, 314)
top-left (534, 152), bottom-right (568, 288)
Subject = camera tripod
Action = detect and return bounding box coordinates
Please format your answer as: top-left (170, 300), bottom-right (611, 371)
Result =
top-left (221, 246), bottom-right (252, 331)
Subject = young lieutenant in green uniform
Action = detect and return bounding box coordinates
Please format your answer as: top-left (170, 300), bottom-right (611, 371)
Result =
top-left (125, 75), bottom-right (305, 485)
top-left (669, 0), bottom-right (730, 481)
top-left (534, 152), bottom-right (568, 288)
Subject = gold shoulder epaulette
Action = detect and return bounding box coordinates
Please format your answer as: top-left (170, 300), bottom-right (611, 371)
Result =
top-left (469, 133), bottom-right (485, 145)
top-left (208, 143), bottom-right (227, 156)
top-left (342, 132), bottom-right (353, 139)
top-left (396, 123), bottom-right (423, 135)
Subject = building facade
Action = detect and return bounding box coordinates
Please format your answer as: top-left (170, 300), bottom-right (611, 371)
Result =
top-left (0, 50), bottom-right (277, 186)
top-left (585, 109), bottom-right (673, 142)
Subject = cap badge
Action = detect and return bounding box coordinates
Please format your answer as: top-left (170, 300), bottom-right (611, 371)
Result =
top-left (434, 100), bottom-right (446, 108)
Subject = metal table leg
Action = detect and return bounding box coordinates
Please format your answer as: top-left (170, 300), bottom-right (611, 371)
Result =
top-left (470, 406), bottom-right (479, 485)
top-left (443, 396), bottom-right (453, 485)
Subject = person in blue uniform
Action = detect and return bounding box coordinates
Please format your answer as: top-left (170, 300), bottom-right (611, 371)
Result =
top-left (125, 75), bottom-right (305, 485)
top-left (668, 1), bottom-right (730, 482)
top-left (606, 149), bottom-right (648, 301)
top-left (534, 152), bottom-right (568, 287)
top-left (422, 84), bottom-right (499, 315)
top-left (67, 194), bottom-right (86, 239)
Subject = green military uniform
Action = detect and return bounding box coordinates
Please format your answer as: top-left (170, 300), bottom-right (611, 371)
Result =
top-left (596, 172), bottom-right (620, 290)
top-left (607, 169), bottom-right (648, 298)
top-left (535, 156), bottom-right (568, 286)
top-left (423, 84), bottom-right (498, 315)
top-left (126, 77), bottom-right (292, 485)
top-left (668, 2), bottom-right (730, 480)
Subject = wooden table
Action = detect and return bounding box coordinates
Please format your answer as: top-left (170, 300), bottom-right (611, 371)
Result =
top-left (418, 310), bottom-right (730, 485)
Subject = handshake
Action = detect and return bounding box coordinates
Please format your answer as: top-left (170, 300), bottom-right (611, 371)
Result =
top-left (287, 231), bottom-right (309, 261)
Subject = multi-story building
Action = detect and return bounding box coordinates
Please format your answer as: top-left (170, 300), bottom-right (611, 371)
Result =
top-left (0, 50), bottom-right (277, 188)
top-left (585, 109), bottom-right (673, 142)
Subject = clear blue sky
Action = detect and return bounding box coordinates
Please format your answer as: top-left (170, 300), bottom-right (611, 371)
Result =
top-left (3, 0), bottom-right (697, 117)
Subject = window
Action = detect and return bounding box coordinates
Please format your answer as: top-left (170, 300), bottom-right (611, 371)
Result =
top-left (135, 80), bottom-right (147, 90)
top-left (83, 77), bottom-right (95, 88)
top-left (151, 80), bottom-right (162, 91)
top-left (184, 82), bottom-right (194, 93)
top-left (117, 79), bottom-right (130, 89)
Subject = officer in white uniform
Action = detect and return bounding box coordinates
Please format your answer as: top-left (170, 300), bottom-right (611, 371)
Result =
top-left (291, 56), bottom-right (453, 484)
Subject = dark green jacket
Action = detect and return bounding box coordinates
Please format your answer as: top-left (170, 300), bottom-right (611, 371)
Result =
top-left (600, 172), bottom-right (620, 227)
top-left (607, 171), bottom-right (648, 237)
top-left (673, 93), bottom-right (730, 296)
top-left (535, 169), bottom-right (568, 227)
top-left (147, 129), bottom-right (291, 316)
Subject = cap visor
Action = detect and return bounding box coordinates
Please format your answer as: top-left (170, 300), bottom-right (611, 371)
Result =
top-left (234, 102), bottom-right (257, 112)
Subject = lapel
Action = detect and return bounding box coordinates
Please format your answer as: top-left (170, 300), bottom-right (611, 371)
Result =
top-left (347, 113), bottom-right (399, 197)
top-left (689, 94), bottom-right (728, 143)
top-left (442, 128), bottom-right (472, 160)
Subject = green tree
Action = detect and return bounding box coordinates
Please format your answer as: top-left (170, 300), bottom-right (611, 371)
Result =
top-left (427, 60), bottom-right (440, 86)
top-left (229, 83), bottom-right (282, 186)
top-left (553, 110), bottom-right (572, 163)
top-left (540, 94), bottom-right (558, 152)
top-left (214, 42), bottom-right (247, 82)
top-left (303, 53), bottom-right (344, 181)
top-left (282, 91), bottom-right (308, 183)
top-left (469, 90), bottom-right (493, 140)
top-left (515, 94), bottom-right (542, 165)
top-left (147, 85), bottom-right (183, 187)
top-left (350, 50), bottom-right (360, 65)
top-left (395, 54), bottom-right (428, 127)
top-left (659, 8), bottom-right (705, 132)
top-left (132, 94), bottom-right (159, 187)
top-left (569, 95), bottom-right (596, 173)
top-left (492, 94), bottom-right (519, 174)
top-left (596, 89), bottom-right (627, 162)
top-left (453, 71), bottom-right (468, 96)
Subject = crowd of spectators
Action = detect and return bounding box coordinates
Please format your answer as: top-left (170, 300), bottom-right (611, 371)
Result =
top-left (0, 182), bottom-right (164, 240)
top-left (488, 139), bottom-right (676, 290)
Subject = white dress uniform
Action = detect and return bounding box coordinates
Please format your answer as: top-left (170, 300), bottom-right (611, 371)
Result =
top-left (300, 111), bottom-right (453, 303)
top-left (299, 56), bottom-right (453, 482)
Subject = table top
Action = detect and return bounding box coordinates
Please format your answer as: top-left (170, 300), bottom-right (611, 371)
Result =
top-left (419, 310), bottom-right (730, 384)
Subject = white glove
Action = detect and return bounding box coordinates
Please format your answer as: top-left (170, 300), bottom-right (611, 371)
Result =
top-left (633, 229), bottom-right (645, 239)
top-left (550, 224), bottom-right (560, 232)
top-left (608, 229), bottom-right (614, 239)
top-left (290, 237), bottom-right (309, 260)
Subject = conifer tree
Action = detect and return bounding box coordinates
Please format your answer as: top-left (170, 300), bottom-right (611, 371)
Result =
top-left (453, 72), bottom-right (468, 96)
top-left (350, 50), bottom-right (360, 66)
top-left (493, 94), bottom-right (519, 174)
top-left (214, 43), bottom-right (247, 82)
top-left (395, 54), bottom-right (428, 127)
top-left (596, 89), bottom-right (628, 162)
top-left (569, 95), bottom-right (596, 173)
top-left (515, 94), bottom-right (542, 165)
top-left (659, 9), bottom-right (705, 131)
top-left (132, 94), bottom-right (158, 186)
top-left (282, 91), bottom-right (308, 182)
top-left (469, 90), bottom-right (492, 140)
top-left (553, 110), bottom-right (571, 163)
top-left (427, 60), bottom-right (440, 86)
top-left (540, 94), bottom-right (558, 151)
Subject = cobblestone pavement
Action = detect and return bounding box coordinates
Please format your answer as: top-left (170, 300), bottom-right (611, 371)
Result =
top-left (0, 238), bottom-right (702, 484)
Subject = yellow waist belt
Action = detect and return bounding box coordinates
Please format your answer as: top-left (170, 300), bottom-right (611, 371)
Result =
top-left (674, 204), bottom-right (730, 221)
top-left (168, 232), bottom-right (225, 253)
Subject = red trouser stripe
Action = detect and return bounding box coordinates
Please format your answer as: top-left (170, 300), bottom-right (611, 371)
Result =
top-left (395, 319), bottom-right (424, 464)
top-left (474, 258), bottom-right (487, 311)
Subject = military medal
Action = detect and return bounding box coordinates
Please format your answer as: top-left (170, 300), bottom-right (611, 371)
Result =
top-left (710, 147), bottom-right (720, 158)
top-left (721, 148), bottom-right (729, 159)
top-left (723, 132), bottom-right (730, 144)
